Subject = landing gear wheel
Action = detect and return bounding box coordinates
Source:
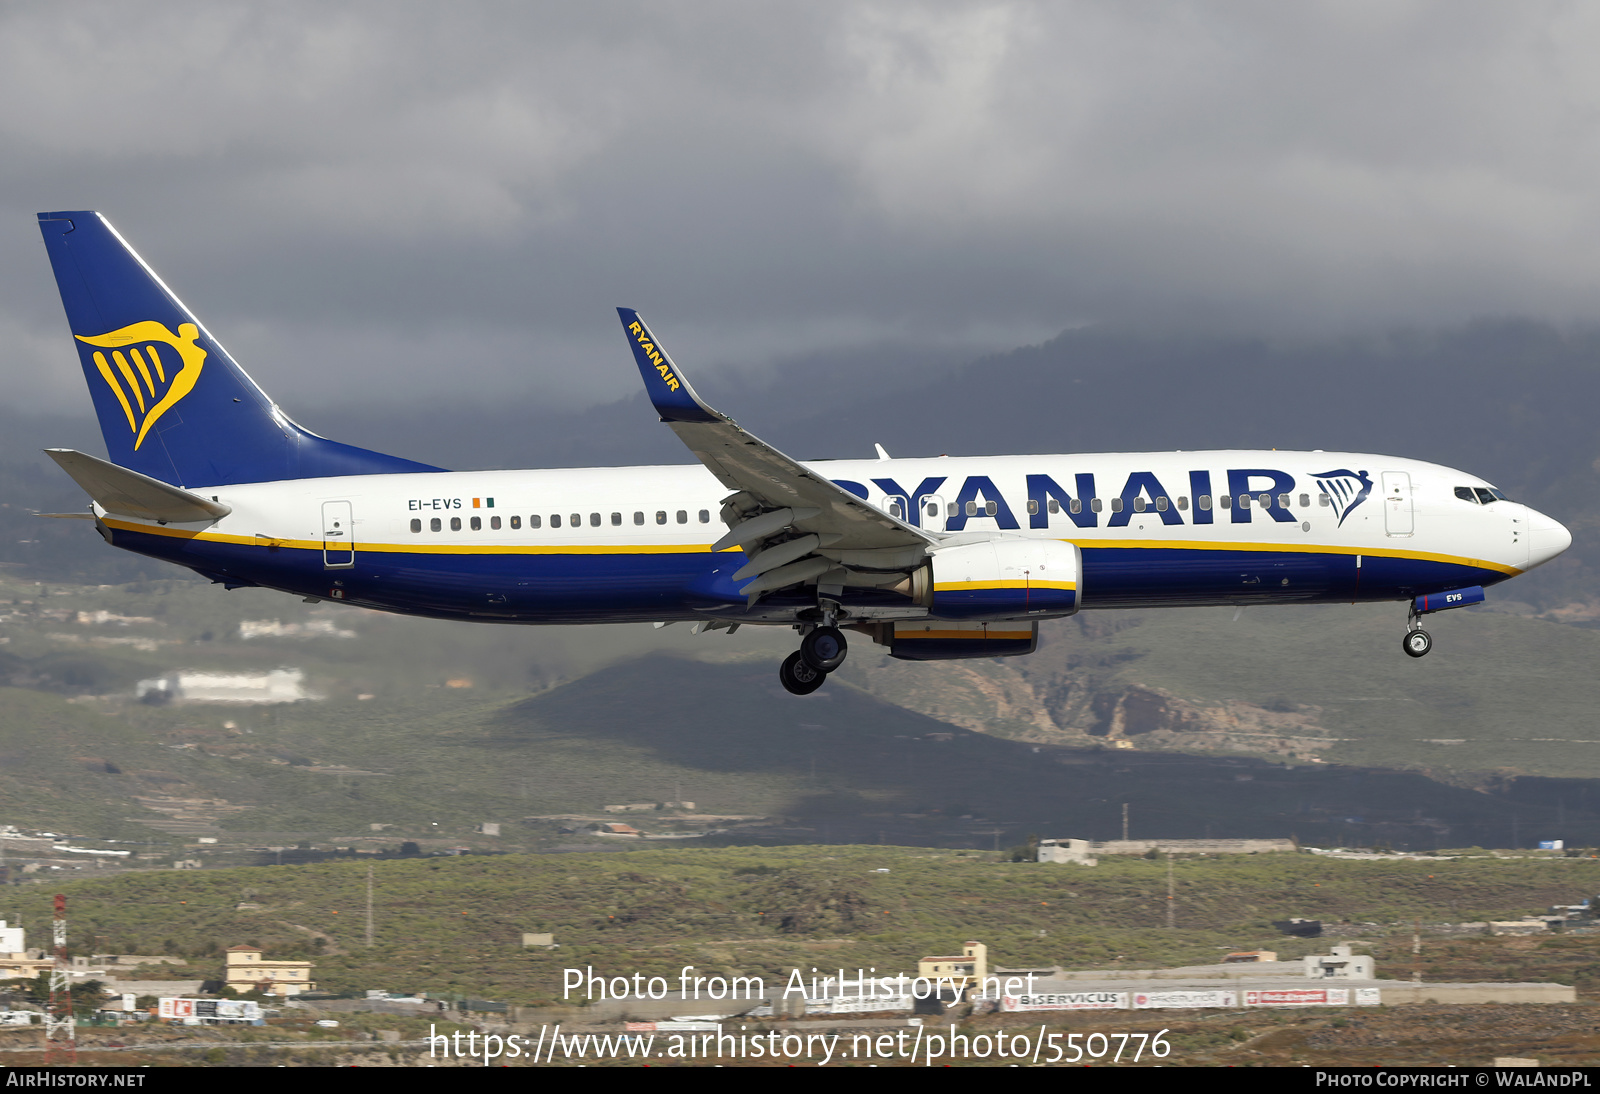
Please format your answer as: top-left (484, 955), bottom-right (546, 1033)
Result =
top-left (780, 651), bottom-right (826, 695)
top-left (800, 626), bottom-right (848, 673)
top-left (1403, 629), bottom-right (1433, 658)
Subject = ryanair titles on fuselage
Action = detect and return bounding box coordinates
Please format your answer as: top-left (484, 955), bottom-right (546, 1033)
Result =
top-left (836, 465), bottom-right (1365, 532)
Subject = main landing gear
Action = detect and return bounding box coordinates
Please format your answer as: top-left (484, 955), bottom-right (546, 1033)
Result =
top-left (779, 624), bottom-right (849, 695)
top-left (1402, 605), bottom-right (1432, 659)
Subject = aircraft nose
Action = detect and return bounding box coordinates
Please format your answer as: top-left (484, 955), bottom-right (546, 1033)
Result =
top-left (1527, 508), bottom-right (1572, 568)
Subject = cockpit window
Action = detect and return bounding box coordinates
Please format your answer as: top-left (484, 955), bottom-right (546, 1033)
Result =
top-left (1455, 487), bottom-right (1479, 503)
top-left (1474, 487), bottom-right (1496, 505)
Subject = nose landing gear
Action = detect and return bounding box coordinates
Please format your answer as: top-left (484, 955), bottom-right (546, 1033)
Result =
top-left (779, 624), bottom-right (849, 694)
top-left (1403, 604), bottom-right (1432, 658)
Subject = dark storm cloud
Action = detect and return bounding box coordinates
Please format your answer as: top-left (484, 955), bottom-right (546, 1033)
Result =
top-left (4, 2), bottom-right (1599, 412)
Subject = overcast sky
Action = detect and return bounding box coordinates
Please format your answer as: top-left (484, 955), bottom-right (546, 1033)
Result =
top-left (5, 1), bottom-right (1600, 415)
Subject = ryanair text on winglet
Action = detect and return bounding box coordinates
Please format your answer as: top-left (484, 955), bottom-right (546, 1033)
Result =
top-left (629, 321), bottom-right (681, 391)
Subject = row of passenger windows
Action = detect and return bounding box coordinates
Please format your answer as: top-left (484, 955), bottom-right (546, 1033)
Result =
top-left (891, 493), bottom-right (1328, 519)
top-left (410, 509), bottom-right (712, 533)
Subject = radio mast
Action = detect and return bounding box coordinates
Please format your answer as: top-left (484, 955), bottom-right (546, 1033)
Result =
top-left (43, 893), bottom-right (74, 1066)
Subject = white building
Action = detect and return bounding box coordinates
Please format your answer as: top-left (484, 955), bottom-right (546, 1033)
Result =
top-left (1304, 943), bottom-right (1375, 979)
top-left (1036, 838), bottom-right (1099, 866)
top-left (137, 669), bottom-right (311, 704)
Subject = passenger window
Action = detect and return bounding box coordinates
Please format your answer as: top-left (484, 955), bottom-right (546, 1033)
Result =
top-left (451, 517), bottom-right (462, 531)
top-left (611, 512), bottom-right (622, 526)
top-left (1259, 493), bottom-right (1271, 509)
top-left (410, 518), bottom-right (422, 533)
top-left (491, 515), bottom-right (501, 530)
top-left (1199, 495), bottom-right (1212, 510)
top-left (1277, 494), bottom-right (1289, 508)
top-left (947, 503), bottom-right (958, 517)
top-left (551, 514), bottom-right (561, 528)
top-left (570, 513), bottom-right (580, 527)
top-left (430, 517), bottom-right (442, 532)
top-left (965, 501), bottom-right (977, 516)
top-left (1238, 495), bottom-right (1250, 509)
top-left (634, 512), bottom-right (645, 525)
top-left (985, 501), bottom-right (997, 516)
top-left (1219, 495), bottom-right (1232, 510)
top-left (1069, 498), bottom-right (1082, 515)
top-left (510, 515), bottom-right (522, 529)
top-left (589, 513), bottom-right (600, 527)
top-left (1090, 498), bottom-right (1103, 513)
top-left (1048, 499), bottom-right (1060, 514)
top-left (676, 510), bottom-right (688, 524)
top-left (1155, 497), bottom-right (1168, 512)
top-left (470, 516), bottom-right (482, 531)
top-left (529, 515), bottom-right (541, 529)
top-left (888, 500), bottom-right (904, 519)
top-left (699, 510), bottom-right (710, 523)
top-left (656, 511), bottom-right (667, 525)
top-left (1319, 494), bottom-right (1330, 506)
top-left (927, 503), bottom-right (939, 517)
top-left (1027, 499), bottom-right (1039, 515)
top-left (1298, 494), bottom-right (1309, 508)
top-left (1177, 496), bottom-right (1189, 510)
top-left (1133, 497), bottom-right (1146, 512)
top-left (1111, 498), bottom-right (1124, 513)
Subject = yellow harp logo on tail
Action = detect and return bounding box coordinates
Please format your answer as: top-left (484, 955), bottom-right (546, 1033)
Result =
top-left (75, 321), bottom-right (207, 450)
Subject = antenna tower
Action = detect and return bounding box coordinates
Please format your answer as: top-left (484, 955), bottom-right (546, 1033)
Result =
top-left (43, 893), bottom-right (75, 1066)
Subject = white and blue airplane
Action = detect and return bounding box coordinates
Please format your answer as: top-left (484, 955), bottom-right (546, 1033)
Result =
top-left (35, 211), bottom-right (1572, 694)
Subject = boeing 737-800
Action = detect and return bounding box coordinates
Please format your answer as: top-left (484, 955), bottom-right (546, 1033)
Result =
top-left (34, 212), bottom-right (1572, 694)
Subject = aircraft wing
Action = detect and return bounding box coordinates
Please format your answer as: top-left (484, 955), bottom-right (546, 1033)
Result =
top-left (618, 309), bottom-right (931, 596)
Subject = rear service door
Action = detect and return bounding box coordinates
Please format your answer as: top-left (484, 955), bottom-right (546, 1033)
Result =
top-left (322, 500), bottom-right (355, 568)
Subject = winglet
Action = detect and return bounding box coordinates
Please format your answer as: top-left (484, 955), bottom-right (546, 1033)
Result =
top-left (616, 308), bottom-right (722, 423)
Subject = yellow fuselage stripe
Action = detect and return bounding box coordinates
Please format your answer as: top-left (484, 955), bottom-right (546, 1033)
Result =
top-left (932, 580), bottom-right (1077, 591)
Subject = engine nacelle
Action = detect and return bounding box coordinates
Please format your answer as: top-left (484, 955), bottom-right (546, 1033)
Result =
top-left (924, 537), bottom-right (1081, 620)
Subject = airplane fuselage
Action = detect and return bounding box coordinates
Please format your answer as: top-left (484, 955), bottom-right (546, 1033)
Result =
top-left (98, 449), bottom-right (1561, 624)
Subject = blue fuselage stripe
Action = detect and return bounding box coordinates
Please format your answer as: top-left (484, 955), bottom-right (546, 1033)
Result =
top-left (110, 527), bottom-right (1507, 623)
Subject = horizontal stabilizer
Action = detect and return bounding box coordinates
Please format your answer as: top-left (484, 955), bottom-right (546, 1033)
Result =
top-left (45, 449), bottom-right (231, 523)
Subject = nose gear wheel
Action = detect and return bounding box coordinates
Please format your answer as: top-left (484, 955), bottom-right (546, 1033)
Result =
top-left (1403, 628), bottom-right (1433, 658)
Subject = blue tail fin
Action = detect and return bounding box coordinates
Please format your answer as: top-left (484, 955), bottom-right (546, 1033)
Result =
top-left (36, 212), bottom-right (443, 486)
